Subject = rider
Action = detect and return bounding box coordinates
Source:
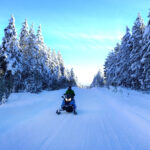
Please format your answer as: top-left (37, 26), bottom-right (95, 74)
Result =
top-left (65, 86), bottom-right (75, 98)
top-left (61, 86), bottom-right (77, 114)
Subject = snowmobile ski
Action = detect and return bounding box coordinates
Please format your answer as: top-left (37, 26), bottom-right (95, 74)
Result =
top-left (56, 110), bottom-right (61, 115)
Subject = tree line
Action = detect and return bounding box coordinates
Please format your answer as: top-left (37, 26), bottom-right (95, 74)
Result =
top-left (0, 16), bottom-right (77, 103)
top-left (104, 12), bottom-right (150, 90)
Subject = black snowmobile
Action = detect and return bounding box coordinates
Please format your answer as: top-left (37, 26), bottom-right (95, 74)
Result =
top-left (56, 94), bottom-right (77, 115)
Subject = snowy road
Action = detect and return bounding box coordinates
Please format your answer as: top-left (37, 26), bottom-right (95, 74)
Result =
top-left (0, 87), bottom-right (150, 150)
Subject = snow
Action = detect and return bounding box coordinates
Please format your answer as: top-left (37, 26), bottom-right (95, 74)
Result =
top-left (0, 87), bottom-right (150, 150)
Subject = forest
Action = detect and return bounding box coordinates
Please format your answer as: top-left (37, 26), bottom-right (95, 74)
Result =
top-left (0, 16), bottom-right (77, 103)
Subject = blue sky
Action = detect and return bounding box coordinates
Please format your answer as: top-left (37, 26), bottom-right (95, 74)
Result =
top-left (0, 0), bottom-right (150, 85)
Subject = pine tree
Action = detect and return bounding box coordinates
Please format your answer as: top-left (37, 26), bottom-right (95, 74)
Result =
top-left (140, 11), bottom-right (150, 90)
top-left (119, 27), bottom-right (132, 87)
top-left (36, 25), bottom-right (45, 49)
top-left (51, 50), bottom-right (59, 77)
top-left (0, 53), bottom-right (7, 103)
top-left (27, 24), bottom-right (38, 68)
top-left (104, 51), bottom-right (116, 86)
top-left (19, 19), bottom-right (30, 90)
top-left (19, 19), bottom-right (29, 52)
top-left (91, 70), bottom-right (104, 87)
top-left (0, 15), bottom-right (23, 95)
top-left (3, 16), bottom-right (23, 89)
top-left (69, 68), bottom-right (77, 86)
top-left (49, 49), bottom-right (59, 89)
top-left (24, 24), bottom-right (42, 92)
top-left (57, 51), bottom-right (65, 76)
top-left (111, 43), bottom-right (120, 86)
top-left (44, 47), bottom-right (53, 89)
top-left (36, 25), bottom-right (50, 89)
top-left (130, 13), bottom-right (145, 89)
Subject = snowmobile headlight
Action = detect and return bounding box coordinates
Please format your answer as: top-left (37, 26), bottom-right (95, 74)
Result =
top-left (65, 98), bottom-right (71, 102)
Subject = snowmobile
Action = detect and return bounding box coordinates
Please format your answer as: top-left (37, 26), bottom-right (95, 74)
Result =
top-left (56, 94), bottom-right (77, 115)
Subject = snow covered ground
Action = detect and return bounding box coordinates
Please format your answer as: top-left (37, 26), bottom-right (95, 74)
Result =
top-left (0, 87), bottom-right (150, 150)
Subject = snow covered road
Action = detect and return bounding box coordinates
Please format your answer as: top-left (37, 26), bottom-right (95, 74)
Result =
top-left (0, 87), bottom-right (150, 150)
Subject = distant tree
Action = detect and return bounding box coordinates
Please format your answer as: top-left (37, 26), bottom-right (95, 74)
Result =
top-left (57, 51), bottom-right (65, 76)
top-left (103, 43), bottom-right (119, 87)
top-left (111, 43), bottom-right (120, 86)
top-left (68, 68), bottom-right (77, 87)
top-left (104, 50), bottom-right (118, 86)
top-left (91, 70), bottom-right (104, 87)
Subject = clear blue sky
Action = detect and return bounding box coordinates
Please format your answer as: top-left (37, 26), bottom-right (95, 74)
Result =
top-left (0, 0), bottom-right (149, 85)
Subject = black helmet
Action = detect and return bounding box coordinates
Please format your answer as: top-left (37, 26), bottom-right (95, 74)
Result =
top-left (68, 86), bottom-right (72, 89)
